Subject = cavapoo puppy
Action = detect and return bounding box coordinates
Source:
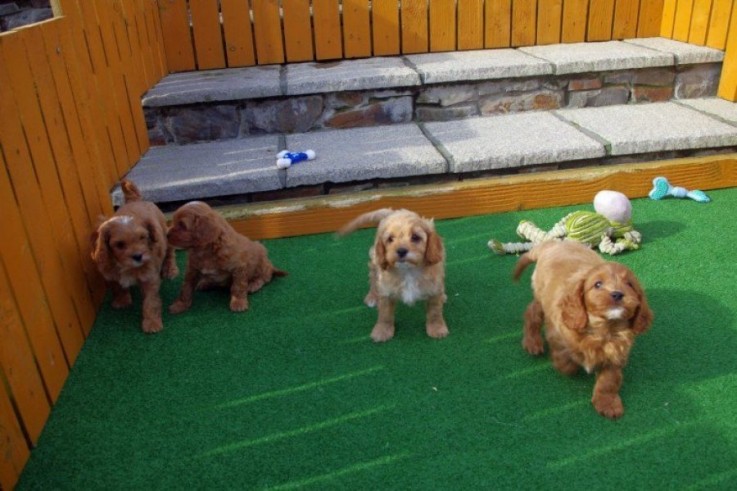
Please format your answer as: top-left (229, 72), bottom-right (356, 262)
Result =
top-left (513, 240), bottom-right (653, 419)
top-left (167, 201), bottom-right (286, 313)
top-left (90, 180), bottom-right (178, 333)
top-left (339, 208), bottom-right (448, 342)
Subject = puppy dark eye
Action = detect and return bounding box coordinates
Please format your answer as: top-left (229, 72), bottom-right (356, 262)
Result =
top-left (594, 281), bottom-right (603, 288)
top-left (411, 233), bottom-right (422, 243)
top-left (114, 241), bottom-right (126, 250)
top-left (139, 234), bottom-right (147, 241)
top-left (386, 235), bottom-right (394, 244)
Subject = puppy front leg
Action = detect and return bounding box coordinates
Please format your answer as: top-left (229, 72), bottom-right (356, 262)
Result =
top-left (521, 300), bottom-right (544, 354)
top-left (371, 296), bottom-right (396, 342)
top-left (425, 294), bottom-right (449, 339)
top-left (229, 269), bottom-right (249, 312)
top-left (169, 266), bottom-right (199, 314)
top-left (140, 278), bottom-right (163, 333)
top-left (162, 245), bottom-right (179, 279)
top-left (592, 366), bottom-right (624, 419)
top-left (110, 281), bottom-right (132, 309)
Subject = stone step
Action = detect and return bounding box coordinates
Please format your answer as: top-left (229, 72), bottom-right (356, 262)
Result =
top-left (142, 38), bottom-right (724, 147)
top-left (116, 98), bottom-right (737, 207)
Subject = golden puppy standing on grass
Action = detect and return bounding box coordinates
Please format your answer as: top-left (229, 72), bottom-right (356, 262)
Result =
top-left (166, 201), bottom-right (286, 313)
top-left (513, 241), bottom-right (653, 419)
top-left (339, 208), bottom-right (449, 342)
top-left (90, 180), bottom-right (178, 333)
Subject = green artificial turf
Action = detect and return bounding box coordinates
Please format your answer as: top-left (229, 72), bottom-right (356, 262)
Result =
top-left (18, 187), bottom-right (737, 490)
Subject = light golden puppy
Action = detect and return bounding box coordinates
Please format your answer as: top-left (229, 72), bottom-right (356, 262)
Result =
top-left (513, 240), bottom-right (653, 419)
top-left (90, 180), bottom-right (178, 333)
top-left (167, 201), bottom-right (286, 313)
top-left (339, 208), bottom-right (448, 342)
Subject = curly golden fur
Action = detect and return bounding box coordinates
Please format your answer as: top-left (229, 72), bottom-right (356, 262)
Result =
top-left (513, 240), bottom-right (653, 419)
top-left (339, 208), bottom-right (448, 342)
top-left (90, 180), bottom-right (178, 333)
top-left (167, 201), bottom-right (286, 313)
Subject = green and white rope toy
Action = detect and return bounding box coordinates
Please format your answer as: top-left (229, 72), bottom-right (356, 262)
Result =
top-left (488, 190), bottom-right (642, 256)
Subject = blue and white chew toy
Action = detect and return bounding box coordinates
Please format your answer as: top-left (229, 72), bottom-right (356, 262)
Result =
top-left (276, 150), bottom-right (315, 169)
top-left (648, 176), bottom-right (710, 203)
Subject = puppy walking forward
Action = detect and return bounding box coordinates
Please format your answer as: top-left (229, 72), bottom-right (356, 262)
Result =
top-left (513, 241), bottom-right (653, 418)
top-left (339, 208), bottom-right (448, 342)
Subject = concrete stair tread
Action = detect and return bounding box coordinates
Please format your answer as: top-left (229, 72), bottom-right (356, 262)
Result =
top-left (117, 98), bottom-right (737, 206)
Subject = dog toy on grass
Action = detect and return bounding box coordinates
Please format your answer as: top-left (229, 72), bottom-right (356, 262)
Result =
top-left (276, 150), bottom-right (315, 169)
top-left (648, 176), bottom-right (710, 203)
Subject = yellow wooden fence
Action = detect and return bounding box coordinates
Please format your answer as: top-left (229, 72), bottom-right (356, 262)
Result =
top-left (1, 0), bottom-right (736, 488)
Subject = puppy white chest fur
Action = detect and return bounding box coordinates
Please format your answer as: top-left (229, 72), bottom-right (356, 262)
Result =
top-left (379, 264), bottom-right (427, 305)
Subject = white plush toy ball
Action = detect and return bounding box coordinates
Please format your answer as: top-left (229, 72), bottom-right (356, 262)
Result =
top-left (593, 190), bottom-right (632, 224)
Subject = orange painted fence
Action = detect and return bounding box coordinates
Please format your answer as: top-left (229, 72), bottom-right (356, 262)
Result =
top-left (0, 0), bottom-right (166, 488)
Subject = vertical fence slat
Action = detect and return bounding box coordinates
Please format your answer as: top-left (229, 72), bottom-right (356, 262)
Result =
top-left (689, 0), bottom-right (714, 45)
top-left (0, 351), bottom-right (31, 491)
top-left (458, 0), bottom-right (484, 50)
top-left (253, 0), bottom-right (285, 64)
top-left (613, 0), bottom-right (640, 39)
top-left (0, 257), bottom-right (51, 444)
top-left (157, 0), bottom-right (195, 71)
top-left (706, 0), bottom-right (734, 49)
top-left (143, 0), bottom-right (169, 80)
top-left (343, 0), bottom-right (372, 58)
top-left (537, 0), bottom-right (563, 45)
top-left (562, 0), bottom-right (589, 42)
top-left (512, 0), bottom-right (537, 47)
top-left (588, 0), bottom-right (616, 40)
top-left (660, 0), bottom-right (677, 36)
top-left (121, 0), bottom-right (152, 96)
top-left (673, 0), bottom-right (695, 41)
top-left (190, 0), bottom-right (227, 69)
top-left (221, 0), bottom-right (255, 67)
top-left (313, 0), bottom-right (342, 60)
top-left (637, 0), bottom-right (665, 37)
top-left (430, 0), bottom-right (456, 52)
top-left (486, 0), bottom-right (512, 48)
top-left (402, 0), bottom-right (429, 54)
top-left (718, 3), bottom-right (737, 101)
top-left (282, 0), bottom-right (314, 62)
top-left (372, 0), bottom-right (400, 56)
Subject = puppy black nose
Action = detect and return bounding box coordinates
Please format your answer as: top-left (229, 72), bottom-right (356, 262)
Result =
top-left (131, 253), bottom-right (143, 263)
top-left (396, 248), bottom-right (408, 258)
top-left (611, 291), bottom-right (624, 302)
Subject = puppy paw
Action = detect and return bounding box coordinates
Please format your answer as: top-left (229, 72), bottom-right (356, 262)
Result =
top-left (426, 322), bottom-right (449, 339)
top-left (162, 263), bottom-right (179, 279)
top-left (142, 318), bottom-right (163, 334)
top-left (364, 293), bottom-right (378, 308)
top-left (592, 394), bottom-right (624, 419)
top-left (111, 292), bottom-right (132, 309)
top-left (522, 335), bottom-right (545, 355)
top-left (371, 323), bottom-right (395, 342)
top-left (230, 297), bottom-right (249, 312)
top-left (168, 300), bottom-right (190, 315)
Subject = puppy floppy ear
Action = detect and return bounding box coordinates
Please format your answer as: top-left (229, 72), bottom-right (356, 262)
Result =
top-left (145, 218), bottom-right (165, 247)
top-left (91, 221), bottom-right (112, 266)
top-left (374, 236), bottom-right (389, 270)
top-left (559, 279), bottom-right (588, 331)
top-left (629, 274), bottom-right (653, 334)
top-left (424, 229), bottom-right (444, 265)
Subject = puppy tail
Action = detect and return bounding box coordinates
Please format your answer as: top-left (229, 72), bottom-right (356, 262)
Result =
top-left (120, 179), bottom-right (143, 203)
top-left (512, 252), bottom-right (536, 281)
top-left (337, 208), bottom-right (395, 236)
top-left (272, 267), bottom-right (288, 277)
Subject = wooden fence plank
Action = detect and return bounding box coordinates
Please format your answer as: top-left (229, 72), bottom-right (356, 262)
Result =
top-left (637, 0), bottom-right (665, 37)
top-left (458, 0), bottom-right (484, 50)
top-left (718, 4), bottom-right (737, 101)
top-left (660, 0), bottom-right (677, 36)
top-left (588, 0), bottom-right (616, 41)
top-left (156, 0), bottom-right (195, 71)
top-left (689, 0), bottom-right (714, 45)
top-left (612, 0), bottom-right (640, 39)
top-left (706, 0), bottom-right (734, 49)
top-left (0, 259), bottom-right (51, 444)
top-left (253, 0), bottom-right (284, 64)
top-left (485, 0), bottom-right (512, 48)
top-left (402, 0), bottom-right (429, 53)
top-left (343, 0), bottom-right (372, 58)
top-left (673, 0), bottom-right (695, 41)
top-left (143, 0), bottom-right (169, 80)
top-left (372, 0), bottom-right (400, 56)
top-left (189, 0), bottom-right (226, 69)
top-left (221, 0), bottom-right (256, 67)
top-left (562, 0), bottom-right (589, 42)
top-left (282, 0), bottom-right (314, 62)
top-left (313, 0), bottom-right (342, 60)
top-left (512, 0), bottom-right (537, 47)
top-left (430, 0), bottom-right (456, 52)
top-left (537, 0), bottom-right (563, 45)
top-left (0, 366), bottom-right (30, 491)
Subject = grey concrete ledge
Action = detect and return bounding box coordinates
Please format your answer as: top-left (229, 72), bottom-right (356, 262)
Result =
top-left (112, 136), bottom-right (280, 205)
top-left (556, 102), bottom-right (737, 155)
top-left (624, 37), bottom-right (724, 65)
top-left (520, 41), bottom-right (674, 75)
top-left (405, 49), bottom-right (552, 84)
top-left (284, 124), bottom-right (446, 187)
top-left (423, 112), bottom-right (605, 173)
top-left (676, 98), bottom-right (737, 126)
